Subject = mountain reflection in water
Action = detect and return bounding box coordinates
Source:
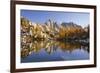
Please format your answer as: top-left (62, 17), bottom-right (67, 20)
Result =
top-left (21, 40), bottom-right (89, 63)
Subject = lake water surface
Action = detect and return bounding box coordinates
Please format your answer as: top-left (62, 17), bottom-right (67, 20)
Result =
top-left (21, 40), bottom-right (89, 63)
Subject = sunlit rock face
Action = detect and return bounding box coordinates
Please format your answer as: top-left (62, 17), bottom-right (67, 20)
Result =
top-left (21, 17), bottom-right (89, 39)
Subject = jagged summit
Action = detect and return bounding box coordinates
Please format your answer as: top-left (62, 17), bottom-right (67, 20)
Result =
top-left (61, 22), bottom-right (82, 28)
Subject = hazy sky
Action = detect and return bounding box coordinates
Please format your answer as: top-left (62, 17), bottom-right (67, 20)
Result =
top-left (21, 10), bottom-right (90, 27)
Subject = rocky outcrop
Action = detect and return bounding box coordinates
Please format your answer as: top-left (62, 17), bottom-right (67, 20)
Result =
top-left (21, 17), bottom-right (89, 40)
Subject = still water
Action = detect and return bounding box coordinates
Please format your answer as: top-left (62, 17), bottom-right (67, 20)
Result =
top-left (21, 40), bottom-right (89, 63)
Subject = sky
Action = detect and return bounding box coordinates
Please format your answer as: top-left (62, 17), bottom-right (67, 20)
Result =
top-left (21, 10), bottom-right (90, 27)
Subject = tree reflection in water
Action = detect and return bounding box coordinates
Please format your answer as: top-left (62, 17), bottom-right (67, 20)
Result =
top-left (21, 40), bottom-right (89, 63)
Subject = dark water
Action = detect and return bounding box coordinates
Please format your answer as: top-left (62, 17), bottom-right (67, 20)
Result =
top-left (21, 40), bottom-right (89, 63)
